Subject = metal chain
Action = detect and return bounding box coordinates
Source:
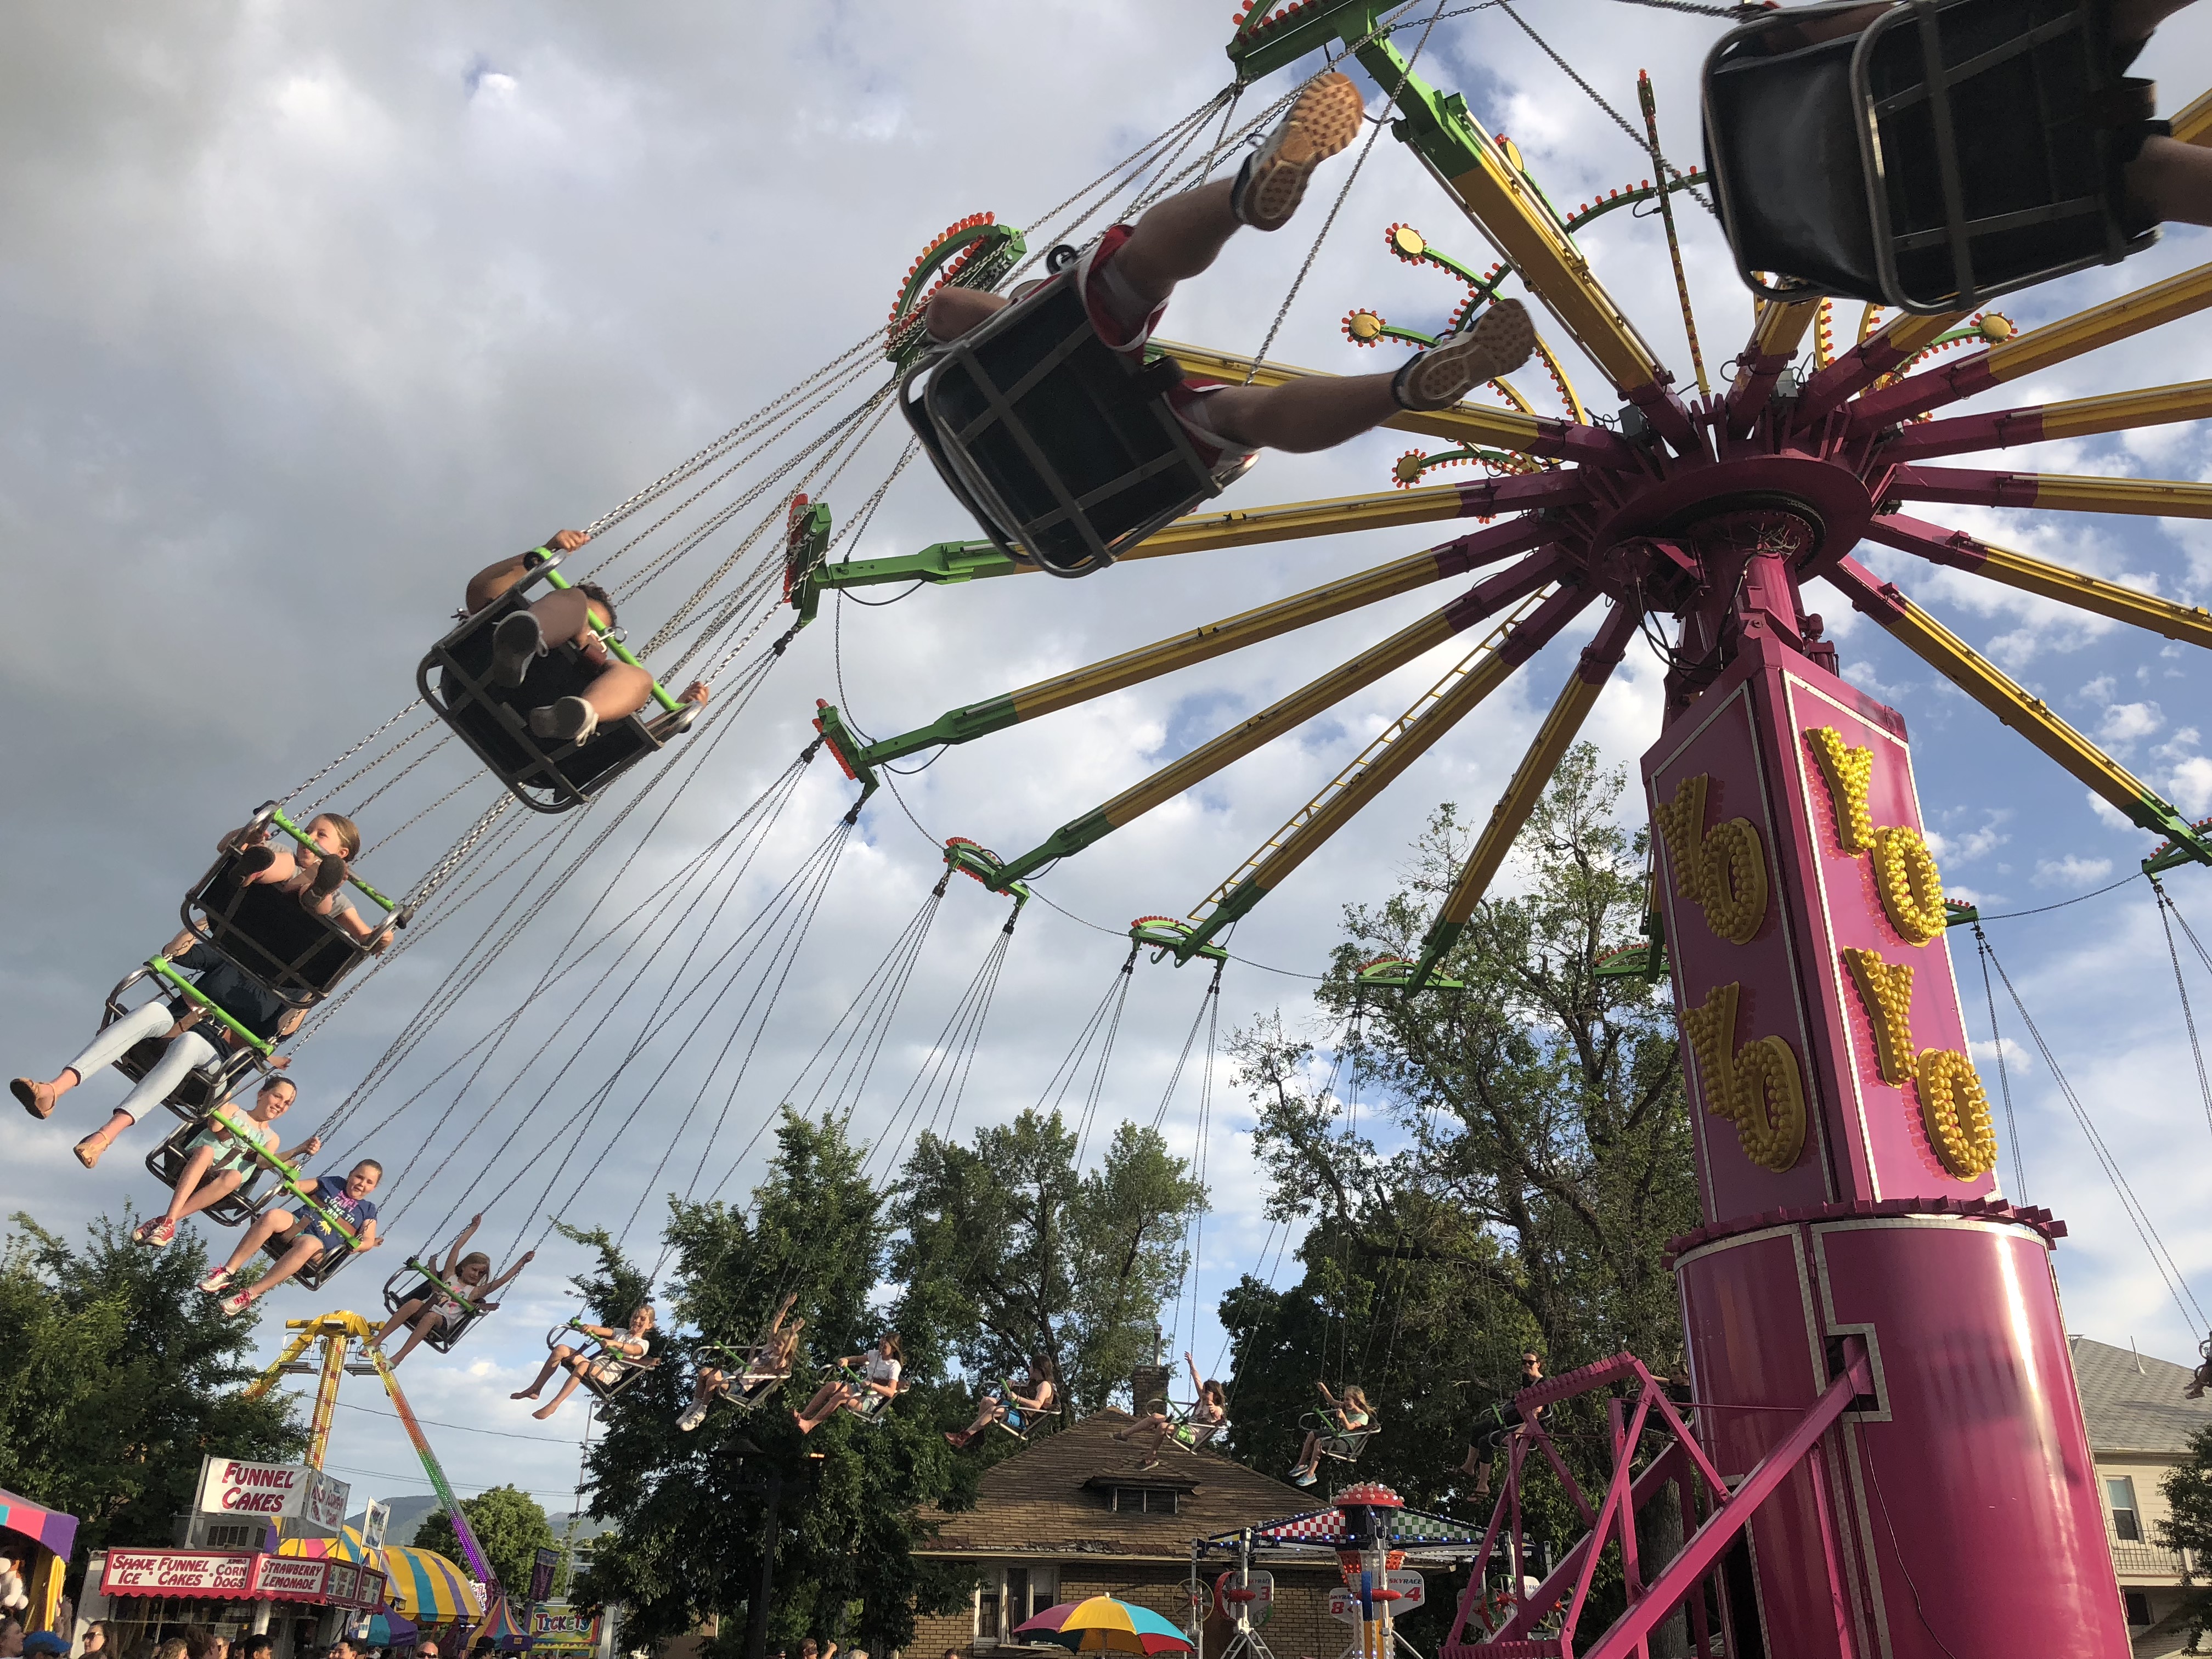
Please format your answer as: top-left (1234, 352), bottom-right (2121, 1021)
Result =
top-left (1246, 0), bottom-right (1451, 379)
top-left (1496, 0), bottom-right (1716, 217)
top-left (405, 793), bottom-right (516, 911)
top-left (278, 700), bottom-right (425, 806)
top-left (359, 771), bottom-right (484, 859)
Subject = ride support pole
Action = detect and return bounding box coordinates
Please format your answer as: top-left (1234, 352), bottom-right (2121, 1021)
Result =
top-left (1644, 504), bottom-right (2129, 1658)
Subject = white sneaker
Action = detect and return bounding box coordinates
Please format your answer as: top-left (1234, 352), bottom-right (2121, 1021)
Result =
top-left (678, 1401), bottom-right (710, 1433)
top-left (198, 1268), bottom-right (233, 1295)
top-left (529, 696), bottom-right (600, 747)
top-left (1392, 300), bottom-right (1538, 411)
top-left (1232, 72), bottom-right (1366, 232)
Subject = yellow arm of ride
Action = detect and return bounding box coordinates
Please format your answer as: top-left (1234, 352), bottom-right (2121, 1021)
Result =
top-left (1977, 262), bottom-right (2212, 385)
top-left (1825, 556), bottom-right (2212, 864)
top-left (1123, 481), bottom-right (1508, 560)
top-left (1176, 593), bottom-right (1553, 954)
top-left (1161, 338), bottom-right (1580, 456)
top-left (1870, 515), bottom-right (2212, 650)
top-left (1402, 610), bottom-right (1637, 987)
top-left (2174, 86), bottom-right (2211, 146)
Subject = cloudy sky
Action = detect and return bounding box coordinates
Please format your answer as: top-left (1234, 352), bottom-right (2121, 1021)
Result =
top-left (4, 1), bottom-right (2209, 1519)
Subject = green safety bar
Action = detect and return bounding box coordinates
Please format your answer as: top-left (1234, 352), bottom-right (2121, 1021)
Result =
top-left (403, 1257), bottom-right (483, 1313)
top-left (266, 805), bottom-right (399, 914)
top-left (227, 1132), bottom-right (356, 1239)
top-left (148, 955), bottom-right (275, 1057)
top-left (536, 557), bottom-right (685, 715)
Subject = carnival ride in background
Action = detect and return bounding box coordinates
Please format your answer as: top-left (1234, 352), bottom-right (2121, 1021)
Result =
top-left (66, 0), bottom-right (2212, 1654)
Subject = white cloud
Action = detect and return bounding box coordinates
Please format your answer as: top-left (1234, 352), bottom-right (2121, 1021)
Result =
top-left (2169, 756), bottom-right (2212, 817)
top-left (2099, 701), bottom-right (2164, 743)
top-left (2034, 855), bottom-right (2114, 888)
top-left (2087, 792), bottom-right (2138, 832)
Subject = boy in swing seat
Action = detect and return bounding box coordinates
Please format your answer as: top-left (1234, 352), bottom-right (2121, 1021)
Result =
top-left (460, 529), bottom-right (710, 748)
top-left (199, 1158), bottom-right (383, 1316)
top-left (919, 71), bottom-right (1539, 481)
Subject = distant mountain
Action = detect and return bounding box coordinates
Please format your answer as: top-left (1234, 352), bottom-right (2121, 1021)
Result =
top-left (342, 1497), bottom-right (611, 1550)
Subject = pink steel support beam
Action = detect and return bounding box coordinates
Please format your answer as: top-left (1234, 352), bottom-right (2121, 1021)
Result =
top-left (1576, 1344), bottom-right (1874, 1659)
top-left (1453, 469), bottom-right (1593, 517)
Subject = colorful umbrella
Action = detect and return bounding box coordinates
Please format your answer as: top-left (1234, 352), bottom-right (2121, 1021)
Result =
top-left (1016, 1597), bottom-right (1194, 1655)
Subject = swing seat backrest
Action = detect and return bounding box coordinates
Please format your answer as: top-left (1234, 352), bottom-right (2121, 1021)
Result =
top-left (102, 969), bottom-right (269, 1122)
top-left (900, 266), bottom-right (1251, 578)
top-left (143, 1118), bottom-right (274, 1228)
top-left (185, 850), bottom-right (368, 1007)
top-left (420, 576), bottom-right (680, 815)
top-left (1702, 0), bottom-right (2155, 311)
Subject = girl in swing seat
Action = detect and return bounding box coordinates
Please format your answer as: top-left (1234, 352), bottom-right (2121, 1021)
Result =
top-left (1287, 1380), bottom-right (1373, 1487)
top-left (131, 1076), bottom-right (319, 1248)
top-left (679, 1292), bottom-right (805, 1431)
top-left (945, 1352), bottom-right (1059, 1448)
top-left (794, 1331), bottom-right (904, 1434)
top-left (1116, 1352), bottom-right (1228, 1469)
top-left (375, 1214), bottom-right (534, 1367)
top-left (221, 812), bottom-right (390, 946)
top-left (515, 1305), bottom-right (656, 1420)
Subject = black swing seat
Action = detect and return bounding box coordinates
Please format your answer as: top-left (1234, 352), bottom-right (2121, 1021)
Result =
top-left (1301, 1409), bottom-right (1379, 1462)
top-left (420, 566), bottom-right (697, 815)
top-left (1702, 0), bottom-right (2159, 312)
top-left (380, 1262), bottom-right (489, 1354)
top-left (102, 967), bottom-right (271, 1122)
top-left (548, 1323), bottom-right (661, 1403)
top-left (142, 1114), bottom-right (279, 1227)
top-left (185, 828), bottom-right (380, 1010)
top-left (899, 250), bottom-right (1255, 578)
top-left (276, 1223), bottom-right (359, 1292)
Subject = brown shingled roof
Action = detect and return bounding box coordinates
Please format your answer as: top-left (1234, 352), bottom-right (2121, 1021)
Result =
top-left (925, 1410), bottom-right (1325, 1559)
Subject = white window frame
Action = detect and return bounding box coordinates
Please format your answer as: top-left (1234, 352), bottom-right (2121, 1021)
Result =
top-left (973, 1565), bottom-right (1060, 1647)
top-left (2106, 1475), bottom-right (2142, 1543)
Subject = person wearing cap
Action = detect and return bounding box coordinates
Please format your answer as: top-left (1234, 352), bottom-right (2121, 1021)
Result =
top-left (24, 1632), bottom-right (69, 1658)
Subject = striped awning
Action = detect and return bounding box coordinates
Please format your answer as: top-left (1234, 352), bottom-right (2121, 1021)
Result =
top-left (280, 1532), bottom-right (483, 1623)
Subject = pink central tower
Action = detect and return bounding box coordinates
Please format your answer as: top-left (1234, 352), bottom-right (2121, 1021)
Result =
top-left (1642, 523), bottom-right (2128, 1658)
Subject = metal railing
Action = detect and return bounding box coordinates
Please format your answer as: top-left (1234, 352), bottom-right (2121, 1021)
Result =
top-left (2109, 1538), bottom-right (2193, 1578)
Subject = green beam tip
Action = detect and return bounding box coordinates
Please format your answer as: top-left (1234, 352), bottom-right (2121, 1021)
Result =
top-left (1131, 916), bottom-right (1229, 965)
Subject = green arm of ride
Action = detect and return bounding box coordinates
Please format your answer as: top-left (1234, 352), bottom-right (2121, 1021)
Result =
top-left (538, 560), bottom-right (685, 714)
top-left (792, 539), bottom-right (1020, 624)
top-left (148, 956), bottom-right (275, 1057)
top-left (267, 806), bottom-right (398, 914)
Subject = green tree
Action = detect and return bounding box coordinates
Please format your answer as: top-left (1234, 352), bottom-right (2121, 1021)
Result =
top-left (2158, 1423), bottom-right (2212, 1648)
top-left (575, 1110), bottom-right (966, 1659)
top-left (1224, 746), bottom-right (1696, 1516)
top-left (0, 1212), bottom-right (303, 1582)
top-left (411, 1485), bottom-right (556, 1600)
top-left (893, 1109), bottom-right (1206, 1415)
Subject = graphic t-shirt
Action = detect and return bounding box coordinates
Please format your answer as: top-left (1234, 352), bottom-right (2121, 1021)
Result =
top-left (297, 1174), bottom-right (377, 1248)
top-left (201, 1103), bottom-right (280, 1171)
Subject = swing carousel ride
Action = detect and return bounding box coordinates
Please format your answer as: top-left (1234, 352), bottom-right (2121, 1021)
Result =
top-left (46, 0), bottom-right (2212, 1656)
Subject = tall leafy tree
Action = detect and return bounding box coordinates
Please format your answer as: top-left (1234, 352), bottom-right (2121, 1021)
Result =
top-left (2158, 1424), bottom-right (2212, 1647)
top-left (893, 1108), bottom-right (1206, 1414)
top-left (1223, 746), bottom-right (1696, 1542)
top-left (0, 1212), bottom-right (303, 1582)
top-left (575, 1110), bottom-right (964, 1659)
top-left (411, 1485), bottom-right (556, 1599)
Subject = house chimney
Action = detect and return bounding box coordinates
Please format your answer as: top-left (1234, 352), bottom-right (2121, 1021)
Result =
top-left (1130, 1362), bottom-right (1171, 1417)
